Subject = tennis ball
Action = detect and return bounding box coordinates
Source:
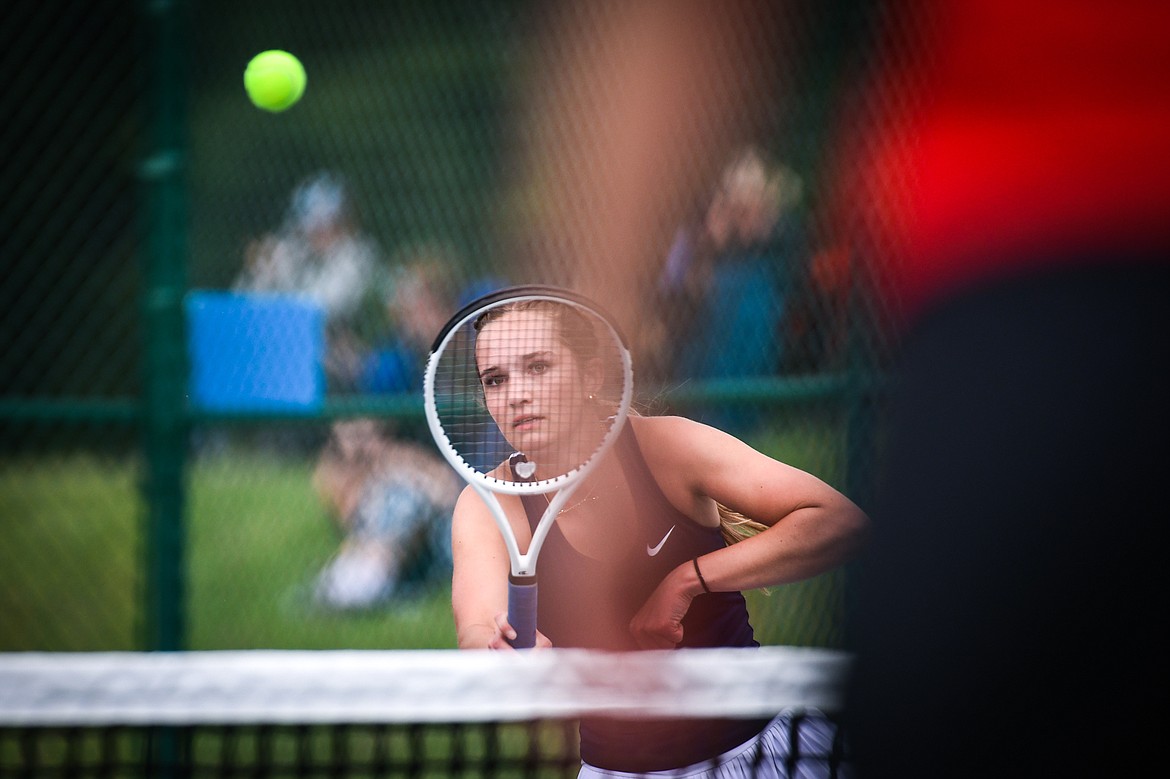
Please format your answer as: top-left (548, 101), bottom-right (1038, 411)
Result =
top-left (244, 50), bottom-right (306, 112)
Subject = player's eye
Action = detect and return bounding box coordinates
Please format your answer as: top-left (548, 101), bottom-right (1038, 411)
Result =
top-left (528, 360), bottom-right (550, 375)
top-left (481, 372), bottom-right (505, 388)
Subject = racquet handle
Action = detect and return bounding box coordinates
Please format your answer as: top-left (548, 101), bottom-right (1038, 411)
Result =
top-left (507, 576), bottom-right (537, 649)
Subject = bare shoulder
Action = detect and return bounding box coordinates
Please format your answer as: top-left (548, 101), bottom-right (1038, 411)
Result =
top-left (628, 414), bottom-right (745, 467)
top-left (628, 413), bottom-right (818, 495)
top-left (452, 484), bottom-right (505, 544)
top-left (452, 484), bottom-right (491, 526)
top-left (627, 413), bottom-right (707, 441)
top-left (625, 414), bottom-right (749, 505)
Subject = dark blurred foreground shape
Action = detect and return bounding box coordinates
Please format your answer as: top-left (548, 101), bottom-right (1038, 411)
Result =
top-left (836, 1), bottom-right (1170, 776)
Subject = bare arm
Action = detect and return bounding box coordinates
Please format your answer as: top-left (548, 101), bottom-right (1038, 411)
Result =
top-left (628, 415), bottom-right (870, 647)
top-left (450, 486), bottom-right (553, 650)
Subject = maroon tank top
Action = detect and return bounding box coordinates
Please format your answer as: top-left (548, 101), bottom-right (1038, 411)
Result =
top-left (517, 424), bottom-right (767, 771)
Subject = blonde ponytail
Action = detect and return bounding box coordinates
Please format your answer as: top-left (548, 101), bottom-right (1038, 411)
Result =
top-left (717, 504), bottom-right (768, 546)
top-left (717, 504), bottom-right (771, 595)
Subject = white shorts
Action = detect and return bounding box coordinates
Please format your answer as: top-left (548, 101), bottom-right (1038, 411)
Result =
top-left (577, 710), bottom-right (848, 779)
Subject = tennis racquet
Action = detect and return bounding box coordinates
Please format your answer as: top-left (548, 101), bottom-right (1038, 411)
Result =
top-left (423, 286), bottom-right (634, 648)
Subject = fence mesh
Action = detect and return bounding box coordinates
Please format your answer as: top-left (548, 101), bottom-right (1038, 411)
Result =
top-left (0, 0), bottom-right (909, 651)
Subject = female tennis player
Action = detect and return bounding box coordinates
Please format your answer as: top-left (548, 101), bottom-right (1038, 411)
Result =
top-left (450, 295), bottom-right (870, 775)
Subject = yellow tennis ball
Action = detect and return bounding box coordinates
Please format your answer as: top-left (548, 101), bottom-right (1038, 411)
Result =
top-left (244, 50), bottom-right (306, 113)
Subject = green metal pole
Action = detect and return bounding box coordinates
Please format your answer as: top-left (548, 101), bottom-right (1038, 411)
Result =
top-left (140, 0), bottom-right (189, 653)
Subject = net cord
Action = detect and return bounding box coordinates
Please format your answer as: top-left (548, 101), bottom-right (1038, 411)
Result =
top-left (0, 646), bottom-right (850, 727)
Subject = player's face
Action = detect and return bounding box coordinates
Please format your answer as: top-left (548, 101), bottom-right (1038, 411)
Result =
top-left (475, 309), bottom-right (591, 463)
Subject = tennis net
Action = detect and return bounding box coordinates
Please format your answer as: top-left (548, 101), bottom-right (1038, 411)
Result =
top-left (0, 646), bottom-right (852, 778)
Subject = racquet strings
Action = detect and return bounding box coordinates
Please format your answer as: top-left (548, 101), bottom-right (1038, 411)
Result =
top-left (430, 297), bottom-right (628, 488)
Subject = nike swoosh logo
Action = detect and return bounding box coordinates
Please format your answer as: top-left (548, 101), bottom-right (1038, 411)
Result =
top-left (646, 525), bottom-right (676, 557)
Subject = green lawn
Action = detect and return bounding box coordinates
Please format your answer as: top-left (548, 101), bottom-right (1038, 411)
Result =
top-left (0, 455), bottom-right (140, 650)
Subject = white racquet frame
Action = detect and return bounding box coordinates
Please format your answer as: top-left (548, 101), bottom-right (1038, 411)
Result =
top-left (423, 286), bottom-right (633, 648)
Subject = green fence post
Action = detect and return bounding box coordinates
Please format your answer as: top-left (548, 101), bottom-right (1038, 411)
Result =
top-left (140, 0), bottom-right (190, 653)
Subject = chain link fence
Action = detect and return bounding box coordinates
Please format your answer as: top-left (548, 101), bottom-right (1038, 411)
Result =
top-left (1, 0), bottom-right (904, 651)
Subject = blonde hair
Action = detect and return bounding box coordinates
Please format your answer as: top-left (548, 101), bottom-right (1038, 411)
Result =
top-left (473, 298), bottom-right (599, 361)
top-left (716, 504), bottom-right (771, 594)
top-left (717, 503), bottom-right (768, 546)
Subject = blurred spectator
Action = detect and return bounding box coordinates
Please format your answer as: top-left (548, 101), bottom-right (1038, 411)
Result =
top-left (235, 171), bottom-right (384, 393)
top-left (235, 187), bottom-right (466, 608)
top-left (649, 148), bottom-right (805, 428)
top-left (312, 418), bottom-right (461, 610)
top-left (312, 250), bottom-right (466, 609)
top-left (358, 248), bottom-right (459, 396)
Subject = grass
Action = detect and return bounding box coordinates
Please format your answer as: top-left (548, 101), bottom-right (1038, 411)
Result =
top-left (0, 455), bottom-right (140, 650)
top-left (0, 412), bottom-right (855, 651)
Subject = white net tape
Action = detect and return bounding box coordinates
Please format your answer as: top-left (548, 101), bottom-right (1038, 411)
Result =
top-left (0, 646), bottom-right (851, 726)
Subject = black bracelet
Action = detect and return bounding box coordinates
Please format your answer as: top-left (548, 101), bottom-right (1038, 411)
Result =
top-left (692, 556), bottom-right (711, 594)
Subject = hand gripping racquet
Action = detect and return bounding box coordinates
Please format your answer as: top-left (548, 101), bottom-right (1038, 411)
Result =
top-left (423, 286), bottom-right (633, 648)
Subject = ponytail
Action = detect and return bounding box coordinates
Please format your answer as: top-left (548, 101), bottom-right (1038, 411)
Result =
top-left (717, 503), bottom-right (768, 546)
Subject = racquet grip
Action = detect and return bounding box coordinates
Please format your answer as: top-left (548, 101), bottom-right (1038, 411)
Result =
top-left (507, 576), bottom-right (537, 649)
